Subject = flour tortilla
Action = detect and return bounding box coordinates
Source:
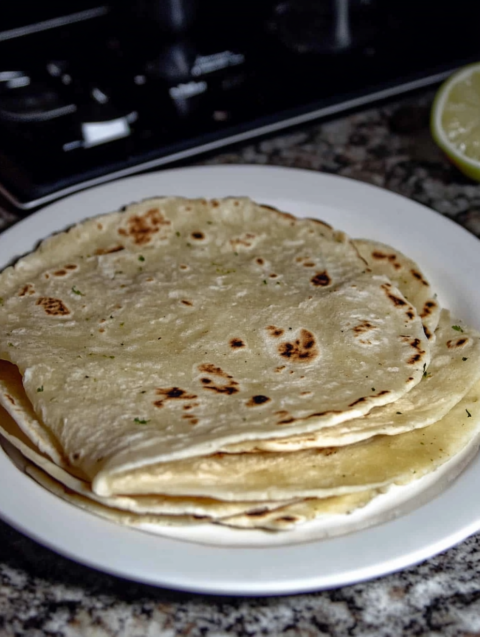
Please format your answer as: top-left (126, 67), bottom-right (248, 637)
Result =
top-left (2, 308), bottom-right (478, 486)
top-left (101, 380), bottom-right (480, 500)
top-left (0, 405), bottom-right (380, 527)
top-left (24, 463), bottom-right (202, 528)
top-left (353, 239), bottom-right (441, 340)
top-left (0, 197), bottom-right (430, 485)
top-left (2, 310), bottom-right (478, 518)
top-left (22, 461), bottom-right (382, 532)
top-left (222, 310), bottom-right (480, 453)
top-left (15, 380), bottom-right (480, 531)
top-left (220, 490), bottom-right (379, 531)
top-left (0, 403), bottom-right (296, 518)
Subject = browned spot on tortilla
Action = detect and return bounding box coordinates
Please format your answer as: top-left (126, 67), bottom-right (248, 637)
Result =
top-left (211, 200), bottom-right (219, 208)
top-left (230, 338), bottom-right (245, 348)
top-left (447, 338), bottom-right (469, 349)
top-left (424, 326), bottom-right (432, 340)
top-left (310, 271), bottom-right (331, 287)
top-left (191, 231), bottom-right (204, 240)
top-left (352, 321), bottom-right (376, 335)
top-left (303, 262), bottom-right (315, 268)
top-left (19, 284), bottom-right (35, 297)
top-left (230, 233), bottom-right (256, 249)
top-left (278, 329), bottom-right (319, 363)
top-left (393, 263), bottom-right (401, 270)
top-left (36, 297), bottom-right (70, 316)
top-left (406, 337), bottom-right (426, 364)
top-left (381, 284), bottom-right (407, 307)
top-left (408, 353), bottom-right (422, 364)
top-left (246, 395), bottom-right (270, 407)
top-left (181, 300), bottom-right (193, 306)
top-left (269, 273), bottom-right (278, 278)
top-left (410, 337), bottom-right (423, 351)
top-left (53, 269), bottom-right (67, 277)
top-left (246, 509), bottom-right (269, 518)
top-left (94, 245), bottom-right (124, 255)
top-left (118, 208), bottom-right (171, 246)
top-left (97, 223), bottom-right (103, 230)
top-left (198, 363), bottom-right (239, 395)
top-left (5, 394), bottom-right (14, 405)
top-left (203, 383), bottom-right (239, 396)
top-left (406, 310), bottom-right (415, 320)
top-left (44, 274), bottom-right (50, 279)
top-left (154, 387), bottom-right (198, 408)
top-left (179, 264), bottom-right (189, 270)
top-left (65, 264), bottom-right (78, 270)
top-left (267, 325), bottom-right (284, 338)
top-left (277, 516), bottom-right (299, 523)
top-left (183, 405), bottom-right (192, 410)
top-left (234, 201), bottom-right (240, 207)
top-left (277, 417), bottom-right (296, 424)
top-left (256, 258), bottom-right (264, 265)
top-left (98, 328), bottom-right (105, 333)
top-left (275, 365), bottom-right (286, 372)
top-left (421, 300), bottom-right (437, 318)
top-left (371, 250), bottom-right (399, 264)
top-left (411, 269), bottom-right (429, 286)
top-left (318, 448), bottom-right (337, 457)
top-left (349, 396), bottom-right (366, 407)
top-left (198, 363), bottom-right (230, 378)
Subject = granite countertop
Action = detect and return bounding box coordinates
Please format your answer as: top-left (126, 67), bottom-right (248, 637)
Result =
top-left (2, 89), bottom-right (480, 636)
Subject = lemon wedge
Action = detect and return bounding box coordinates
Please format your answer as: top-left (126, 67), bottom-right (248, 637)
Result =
top-left (431, 62), bottom-right (480, 181)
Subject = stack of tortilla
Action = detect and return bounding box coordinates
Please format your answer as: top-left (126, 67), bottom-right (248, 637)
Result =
top-left (1, 197), bottom-right (480, 533)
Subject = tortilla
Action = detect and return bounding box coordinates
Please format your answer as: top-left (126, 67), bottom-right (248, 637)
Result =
top-left (221, 310), bottom-right (480, 453)
top-left (353, 239), bottom-right (441, 340)
top-left (0, 197), bottom-right (430, 487)
top-left (101, 380), bottom-right (480, 501)
top-left (0, 401), bottom-right (295, 518)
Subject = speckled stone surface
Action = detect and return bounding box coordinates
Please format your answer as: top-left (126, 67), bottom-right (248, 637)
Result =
top-left (2, 89), bottom-right (480, 636)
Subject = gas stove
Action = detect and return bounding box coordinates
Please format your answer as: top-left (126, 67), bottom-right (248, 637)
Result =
top-left (1, 0), bottom-right (480, 209)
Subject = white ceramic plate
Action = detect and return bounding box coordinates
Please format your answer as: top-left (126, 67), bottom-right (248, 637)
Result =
top-left (1, 165), bottom-right (480, 595)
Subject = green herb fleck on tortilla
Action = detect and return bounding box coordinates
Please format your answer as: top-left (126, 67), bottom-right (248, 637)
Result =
top-left (138, 255), bottom-right (145, 262)
top-left (452, 325), bottom-right (464, 332)
top-left (134, 418), bottom-right (149, 424)
top-left (72, 286), bottom-right (84, 296)
top-left (466, 409), bottom-right (472, 418)
top-left (37, 386), bottom-right (44, 393)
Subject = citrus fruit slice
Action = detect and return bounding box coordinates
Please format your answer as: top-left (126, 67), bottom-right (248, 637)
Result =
top-left (431, 62), bottom-right (480, 181)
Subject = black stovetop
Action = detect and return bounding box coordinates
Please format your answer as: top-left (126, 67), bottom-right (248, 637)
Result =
top-left (1, 0), bottom-right (480, 209)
